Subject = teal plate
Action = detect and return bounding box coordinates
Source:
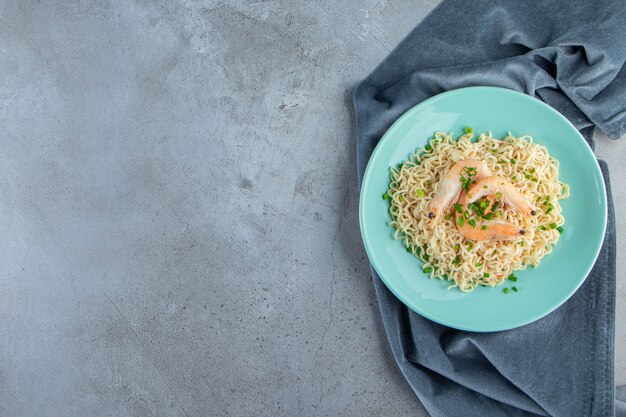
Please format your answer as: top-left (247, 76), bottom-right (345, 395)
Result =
top-left (359, 86), bottom-right (607, 332)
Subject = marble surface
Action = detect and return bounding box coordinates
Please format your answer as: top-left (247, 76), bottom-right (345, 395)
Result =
top-left (0, 1), bottom-right (622, 416)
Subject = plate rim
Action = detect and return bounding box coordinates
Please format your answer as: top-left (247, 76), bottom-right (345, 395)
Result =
top-left (358, 86), bottom-right (608, 332)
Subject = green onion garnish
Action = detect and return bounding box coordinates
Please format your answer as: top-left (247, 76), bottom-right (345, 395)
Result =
top-left (468, 219), bottom-right (477, 228)
top-left (530, 168), bottom-right (536, 174)
top-left (481, 225), bottom-right (488, 230)
top-left (423, 267), bottom-right (432, 274)
top-left (398, 195), bottom-right (404, 202)
top-left (466, 241), bottom-right (474, 250)
top-left (483, 273), bottom-right (490, 278)
top-left (463, 211), bottom-right (470, 220)
top-left (538, 225), bottom-right (547, 231)
top-left (495, 192), bottom-right (502, 199)
top-left (464, 126), bottom-right (473, 134)
top-left (454, 243), bottom-right (460, 251)
top-left (508, 274), bottom-right (518, 282)
top-left (458, 216), bottom-right (464, 226)
top-left (483, 213), bottom-right (495, 220)
top-left (510, 159), bottom-right (516, 164)
top-left (425, 144), bottom-right (432, 152)
top-left (383, 193), bottom-right (389, 200)
top-left (476, 262), bottom-right (483, 267)
top-left (444, 214), bottom-right (453, 221)
top-left (416, 189), bottom-right (425, 198)
top-left (549, 222), bottom-right (558, 229)
top-left (454, 204), bottom-right (463, 213)
top-left (557, 226), bottom-right (564, 234)
top-left (512, 286), bottom-right (518, 292)
top-left (504, 287), bottom-right (510, 294)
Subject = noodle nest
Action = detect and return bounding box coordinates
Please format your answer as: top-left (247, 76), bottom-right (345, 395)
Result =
top-left (387, 132), bottom-right (569, 292)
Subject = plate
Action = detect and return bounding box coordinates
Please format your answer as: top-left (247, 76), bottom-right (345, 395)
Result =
top-left (359, 86), bottom-right (607, 332)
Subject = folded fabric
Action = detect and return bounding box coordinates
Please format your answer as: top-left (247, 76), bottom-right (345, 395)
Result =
top-left (354, 1), bottom-right (626, 416)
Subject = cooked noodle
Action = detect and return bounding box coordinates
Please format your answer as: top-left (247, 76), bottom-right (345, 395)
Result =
top-left (387, 132), bottom-right (569, 292)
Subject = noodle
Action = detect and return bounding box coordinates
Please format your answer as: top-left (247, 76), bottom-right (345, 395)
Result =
top-left (387, 132), bottom-right (569, 292)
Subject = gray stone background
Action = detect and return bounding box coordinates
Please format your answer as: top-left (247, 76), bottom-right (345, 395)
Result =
top-left (0, 1), bottom-right (623, 416)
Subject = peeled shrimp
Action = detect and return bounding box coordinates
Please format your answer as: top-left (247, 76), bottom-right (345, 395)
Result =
top-left (466, 176), bottom-right (536, 217)
top-left (456, 198), bottom-right (526, 241)
top-left (428, 159), bottom-right (491, 222)
top-left (455, 175), bottom-right (534, 241)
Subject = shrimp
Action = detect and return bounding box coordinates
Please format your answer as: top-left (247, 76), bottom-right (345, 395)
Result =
top-left (466, 176), bottom-right (536, 217)
top-left (455, 175), bottom-right (534, 241)
top-left (428, 159), bottom-right (491, 222)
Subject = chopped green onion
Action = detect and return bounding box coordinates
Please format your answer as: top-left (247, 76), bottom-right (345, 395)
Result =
top-left (483, 273), bottom-right (490, 278)
top-left (512, 175), bottom-right (517, 180)
top-left (510, 159), bottom-right (516, 164)
top-left (466, 241), bottom-right (474, 250)
top-left (398, 195), bottom-right (404, 202)
top-left (454, 204), bottom-right (463, 213)
top-left (444, 214), bottom-right (453, 221)
top-left (468, 219), bottom-right (477, 228)
top-left (508, 274), bottom-right (518, 282)
top-left (495, 192), bottom-right (502, 199)
top-left (557, 226), bottom-right (564, 234)
top-left (536, 195), bottom-right (542, 203)
top-left (454, 243), bottom-right (460, 251)
top-left (452, 255), bottom-right (462, 265)
top-left (483, 213), bottom-right (495, 220)
top-left (476, 262), bottom-right (483, 267)
top-left (483, 185), bottom-right (488, 189)
top-left (481, 225), bottom-right (488, 230)
top-left (464, 126), bottom-right (473, 134)
top-left (512, 286), bottom-right (518, 292)
top-left (457, 216), bottom-right (464, 226)
top-left (530, 168), bottom-right (536, 174)
top-left (383, 193), bottom-right (389, 200)
top-left (426, 180), bottom-right (432, 186)
top-left (467, 193), bottom-right (473, 198)
top-left (492, 148), bottom-right (498, 153)
top-left (423, 267), bottom-right (432, 274)
top-left (545, 204), bottom-right (554, 214)
top-left (525, 174), bottom-right (531, 180)
top-left (549, 222), bottom-right (558, 229)
top-left (538, 225), bottom-right (547, 231)
top-left (416, 189), bottom-right (425, 198)
top-left (463, 211), bottom-right (470, 220)
top-left (425, 144), bottom-right (432, 152)
top-left (503, 287), bottom-right (510, 294)
top-left (406, 246), bottom-right (412, 253)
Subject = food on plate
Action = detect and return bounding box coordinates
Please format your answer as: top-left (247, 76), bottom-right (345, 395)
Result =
top-left (385, 131), bottom-right (569, 292)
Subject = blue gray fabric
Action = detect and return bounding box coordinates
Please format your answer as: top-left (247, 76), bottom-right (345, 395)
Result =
top-left (353, 1), bottom-right (626, 416)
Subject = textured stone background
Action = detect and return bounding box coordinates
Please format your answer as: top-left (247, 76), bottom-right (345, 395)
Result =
top-left (0, 1), bottom-right (623, 416)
